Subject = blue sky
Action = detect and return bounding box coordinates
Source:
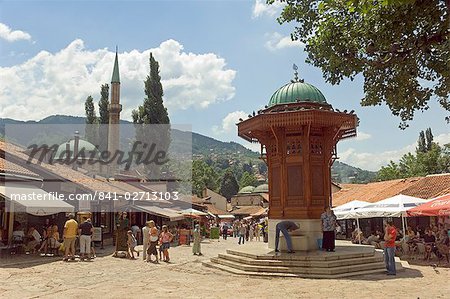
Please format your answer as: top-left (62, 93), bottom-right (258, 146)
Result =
top-left (0, 0), bottom-right (449, 171)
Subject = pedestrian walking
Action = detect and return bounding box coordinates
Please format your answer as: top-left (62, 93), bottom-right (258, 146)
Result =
top-left (255, 223), bottom-right (261, 242)
top-left (192, 224), bottom-right (202, 256)
top-left (63, 214), bottom-right (78, 261)
top-left (238, 221), bottom-right (246, 245)
top-left (222, 223), bottom-right (228, 240)
top-left (127, 230), bottom-right (139, 259)
top-left (142, 221), bottom-right (150, 261)
top-left (131, 223), bottom-right (141, 244)
top-left (160, 225), bottom-right (173, 262)
top-left (78, 217), bottom-right (93, 261)
top-left (146, 220), bottom-right (159, 263)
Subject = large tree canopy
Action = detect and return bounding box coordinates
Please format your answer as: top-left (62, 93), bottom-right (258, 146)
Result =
top-left (271, 0), bottom-right (450, 127)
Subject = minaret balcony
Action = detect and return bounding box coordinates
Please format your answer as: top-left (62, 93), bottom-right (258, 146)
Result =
top-left (108, 103), bottom-right (122, 113)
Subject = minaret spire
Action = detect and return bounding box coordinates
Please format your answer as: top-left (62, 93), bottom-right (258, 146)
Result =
top-left (111, 46), bottom-right (120, 84)
top-left (108, 46), bottom-right (122, 175)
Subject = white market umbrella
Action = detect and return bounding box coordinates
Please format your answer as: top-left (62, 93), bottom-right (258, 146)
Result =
top-left (333, 200), bottom-right (368, 244)
top-left (349, 194), bottom-right (427, 240)
top-left (333, 200), bottom-right (368, 220)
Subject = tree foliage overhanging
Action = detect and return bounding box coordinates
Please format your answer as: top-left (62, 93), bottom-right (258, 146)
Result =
top-left (271, 0), bottom-right (450, 127)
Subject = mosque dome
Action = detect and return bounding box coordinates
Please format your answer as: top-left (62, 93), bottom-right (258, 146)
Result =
top-left (253, 183), bottom-right (268, 193)
top-left (238, 186), bottom-right (255, 194)
top-left (54, 139), bottom-right (99, 160)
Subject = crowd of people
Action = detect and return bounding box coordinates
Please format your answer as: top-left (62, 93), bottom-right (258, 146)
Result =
top-left (351, 222), bottom-right (450, 266)
top-left (220, 219), bottom-right (267, 244)
top-left (8, 214), bottom-right (96, 261)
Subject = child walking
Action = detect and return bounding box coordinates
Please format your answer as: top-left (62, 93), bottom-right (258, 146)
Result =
top-left (159, 225), bottom-right (173, 262)
top-left (127, 230), bottom-right (139, 259)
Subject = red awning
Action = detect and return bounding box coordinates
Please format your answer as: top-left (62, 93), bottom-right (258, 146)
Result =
top-left (407, 194), bottom-right (450, 216)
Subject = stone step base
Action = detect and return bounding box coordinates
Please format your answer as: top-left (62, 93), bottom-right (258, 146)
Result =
top-left (203, 261), bottom-right (397, 279)
top-left (226, 248), bottom-right (376, 261)
top-left (210, 256), bottom-right (387, 275)
top-left (278, 235), bottom-right (316, 251)
top-left (218, 253), bottom-right (384, 268)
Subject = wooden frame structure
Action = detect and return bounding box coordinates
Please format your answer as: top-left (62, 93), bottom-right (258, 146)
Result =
top-left (238, 101), bottom-right (357, 219)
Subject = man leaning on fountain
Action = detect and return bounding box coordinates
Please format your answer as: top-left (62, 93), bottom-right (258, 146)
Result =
top-left (275, 221), bottom-right (300, 253)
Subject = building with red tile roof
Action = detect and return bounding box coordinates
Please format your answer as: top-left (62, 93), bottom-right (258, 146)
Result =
top-left (332, 174), bottom-right (450, 207)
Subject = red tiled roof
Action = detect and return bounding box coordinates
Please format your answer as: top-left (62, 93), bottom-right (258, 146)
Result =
top-left (206, 188), bottom-right (226, 202)
top-left (204, 203), bottom-right (231, 216)
top-left (0, 140), bottom-right (144, 195)
top-left (401, 174), bottom-right (450, 199)
top-left (0, 157), bottom-right (40, 179)
top-left (230, 205), bottom-right (265, 216)
top-left (332, 177), bottom-right (421, 206)
top-left (332, 174), bottom-right (450, 206)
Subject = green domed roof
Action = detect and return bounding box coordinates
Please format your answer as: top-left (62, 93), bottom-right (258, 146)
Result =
top-left (268, 81), bottom-right (327, 107)
top-left (253, 183), bottom-right (268, 193)
top-left (239, 186), bottom-right (255, 194)
top-left (55, 139), bottom-right (99, 160)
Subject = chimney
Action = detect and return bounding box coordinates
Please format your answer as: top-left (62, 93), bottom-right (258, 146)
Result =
top-left (202, 187), bottom-right (208, 198)
top-left (73, 131), bottom-right (79, 170)
top-left (65, 142), bottom-right (70, 163)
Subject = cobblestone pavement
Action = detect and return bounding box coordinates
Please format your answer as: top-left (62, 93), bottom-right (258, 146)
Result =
top-left (0, 238), bottom-right (449, 298)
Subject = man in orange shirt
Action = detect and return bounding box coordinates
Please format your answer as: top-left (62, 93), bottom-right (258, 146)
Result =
top-left (384, 220), bottom-right (397, 275)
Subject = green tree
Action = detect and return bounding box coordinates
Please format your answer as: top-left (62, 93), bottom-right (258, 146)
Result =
top-left (192, 160), bottom-right (219, 197)
top-left (258, 161), bottom-right (268, 175)
top-left (84, 95), bottom-right (98, 145)
top-left (239, 171), bottom-right (258, 188)
top-left (425, 127), bottom-right (434, 151)
top-left (132, 53), bottom-right (171, 178)
top-left (133, 53), bottom-right (170, 125)
top-left (378, 128), bottom-right (450, 180)
top-left (219, 169), bottom-right (240, 200)
top-left (377, 161), bottom-right (402, 181)
top-left (438, 144), bottom-right (450, 173)
top-left (98, 84), bottom-right (109, 152)
top-left (272, 0), bottom-right (450, 126)
top-left (417, 130), bottom-right (426, 153)
top-left (417, 143), bottom-right (442, 175)
top-left (242, 161), bottom-right (253, 174)
top-left (98, 84), bottom-right (109, 124)
top-left (398, 152), bottom-right (425, 178)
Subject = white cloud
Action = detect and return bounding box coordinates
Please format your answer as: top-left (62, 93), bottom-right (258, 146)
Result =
top-left (265, 32), bottom-right (305, 51)
top-left (212, 111), bottom-right (261, 153)
top-left (338, 133), bottom-right (450, 171)
top-left (212, 111), bottom-right (248, 135)
top-left (355, 131), bottom-right (371, 141)
top-left (0, 39), bottom-right (236, 120)
top-left (435, 132), bottom-right (450, 146)
top-left (0, 23), bottom-right (31, 42)
top-left (252, 0), bottom-right (283, 18)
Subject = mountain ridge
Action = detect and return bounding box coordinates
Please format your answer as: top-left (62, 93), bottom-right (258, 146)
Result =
top-left (0, 115), bottom-right (376, 183)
